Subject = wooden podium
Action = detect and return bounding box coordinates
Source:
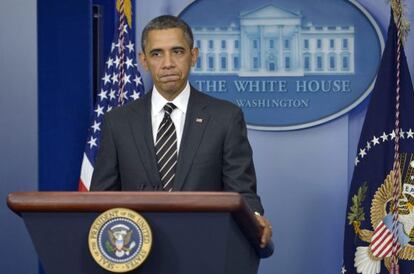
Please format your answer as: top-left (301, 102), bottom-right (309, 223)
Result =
top-left (7, 192), bottom-right (273, 274)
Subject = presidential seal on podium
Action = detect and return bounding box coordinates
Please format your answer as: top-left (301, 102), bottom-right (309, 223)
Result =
top-left (88, 208), bottom-right (152, 272)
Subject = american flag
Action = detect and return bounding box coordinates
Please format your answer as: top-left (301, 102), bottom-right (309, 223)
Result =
top-left (370, 215), bottom-right (402, 259)
top-left (78, 0), bottom-right (144, 191)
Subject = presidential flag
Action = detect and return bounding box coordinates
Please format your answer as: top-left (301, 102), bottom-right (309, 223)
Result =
top-left (342, 7), bottom-right (414, 274)
top-left (78, 0), bottom-right (144, 191)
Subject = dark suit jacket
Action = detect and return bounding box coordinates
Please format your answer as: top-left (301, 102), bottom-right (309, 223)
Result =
top-left (91, 87), bottom-right (264, 213)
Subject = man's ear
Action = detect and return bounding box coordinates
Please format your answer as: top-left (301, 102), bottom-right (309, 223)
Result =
top-left (191, 47), bottom-right (199, 67)
top-left (139, 52), bottom-right (149, 71)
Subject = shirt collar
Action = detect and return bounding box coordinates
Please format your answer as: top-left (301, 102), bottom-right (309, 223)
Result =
top-left (151, 82), bottom-right (191, 115)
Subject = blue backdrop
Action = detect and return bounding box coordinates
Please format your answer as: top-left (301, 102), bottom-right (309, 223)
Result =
top-left (1, 0), bottom-right (414, 274)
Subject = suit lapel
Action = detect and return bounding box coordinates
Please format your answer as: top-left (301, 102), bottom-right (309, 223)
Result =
top-left (174, 89), bottom-right (210, 190)
top-left (127, 92), bottom-right (162, 187)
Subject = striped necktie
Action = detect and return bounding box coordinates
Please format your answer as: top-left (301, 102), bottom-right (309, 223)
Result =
top-left (155, 103), bottom-right (177, 191)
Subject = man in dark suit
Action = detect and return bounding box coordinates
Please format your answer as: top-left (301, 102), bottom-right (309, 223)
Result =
top-left (91, 15), bottom-right (272, 247)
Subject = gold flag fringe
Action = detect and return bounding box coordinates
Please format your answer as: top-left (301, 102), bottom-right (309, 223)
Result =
top-left (116, 0), bottom-right (133, 28)
top-left (388, 0), bottom-right (411, 44)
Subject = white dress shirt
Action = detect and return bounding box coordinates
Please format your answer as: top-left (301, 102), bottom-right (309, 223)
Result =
top-left (151, 82), bottom-right (190, 154)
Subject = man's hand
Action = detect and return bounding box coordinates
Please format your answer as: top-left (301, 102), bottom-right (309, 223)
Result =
top-left (255, 214), bottom-right (272, 248)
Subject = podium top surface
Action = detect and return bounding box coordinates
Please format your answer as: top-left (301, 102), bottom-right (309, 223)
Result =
top-left (7, 191), bottom-right (274, 258)
top-left (7, 191), bottom-right (247, 213)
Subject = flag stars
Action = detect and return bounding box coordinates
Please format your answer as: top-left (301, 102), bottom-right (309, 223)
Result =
top-left (359, 148), bottom-right (367, 159)
top-left (357, 128), bottom-right (414, 166)
top-left (121, 90), bottom-right (129, 100)
top-left (133, 75), bottom-right (142, 86)
top-left (341, 266), bottom-right (347, 274)
top-left (366, 141), bottom-right (371, 151)
top-left (407, 128), bottom-right (414, 139)
top-left (125, 57), bottom-right (134, 69)
top-left (106, 57), bottom-right (114, 69)
top-left (102, 73), bottom-right (111, 85)
top-left (91, 121), bottom-right (101, 133)
top-left (390, 130), bottom-right (396, 140)
top-left (97, 89), bottom-right (108, 101)
top-left (111, 42), bottom-right (116, 52)
top-left (107, 105), bottom-right (113, 112)
top-left (126, 41), bottom-right (134, 52)
top-left (111, 73), bottom-right (119, 84)
top-left (371, 135), bottom-right (380, 146)
top-left (109, 89), bottom-right (116, 100)
top-left (114, 56), bottom-right (120, 68)
top-left (123, 74), bottom-right (131, 84)
top-left (380, 132), bottom-right (388, 142)
top-left (94, 105), bottom-right (105, 117)
top-left (131, 90), bottom-right (140, 100)
top-left (87, 136), bottom-right (97, 149)
top-left (122, 24), bottom-right (128, 34)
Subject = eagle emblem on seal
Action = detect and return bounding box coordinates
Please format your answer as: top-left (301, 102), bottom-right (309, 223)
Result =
top-left (106, 224), bottom-right (137, 258)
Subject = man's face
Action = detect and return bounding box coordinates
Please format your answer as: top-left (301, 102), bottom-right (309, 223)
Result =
top-left (139, 28), bottom-right (198, 100)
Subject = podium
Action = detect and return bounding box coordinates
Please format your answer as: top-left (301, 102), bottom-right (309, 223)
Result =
top-left (7, 192), bottom-right (273, 274)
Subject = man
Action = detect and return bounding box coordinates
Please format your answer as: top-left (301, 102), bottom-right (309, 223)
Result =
top-left (91, 15), bottom-right (272, 247)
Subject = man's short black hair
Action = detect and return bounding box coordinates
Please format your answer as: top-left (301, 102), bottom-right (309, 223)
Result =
top-left (141, 15), bottom-right (194, 52)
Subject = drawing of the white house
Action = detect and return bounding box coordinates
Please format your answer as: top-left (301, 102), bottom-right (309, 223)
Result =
top-left (192, 4), bottom-right (355, 76)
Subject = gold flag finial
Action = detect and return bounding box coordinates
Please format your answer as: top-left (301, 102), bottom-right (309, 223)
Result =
top-left (116, 0), bottom-right (133, 28)
top-left (389, 0), bottom-right (411, 43)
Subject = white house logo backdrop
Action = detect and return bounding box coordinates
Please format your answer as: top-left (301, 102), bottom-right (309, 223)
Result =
top-left (179, 0), bottom-right (384, 130)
